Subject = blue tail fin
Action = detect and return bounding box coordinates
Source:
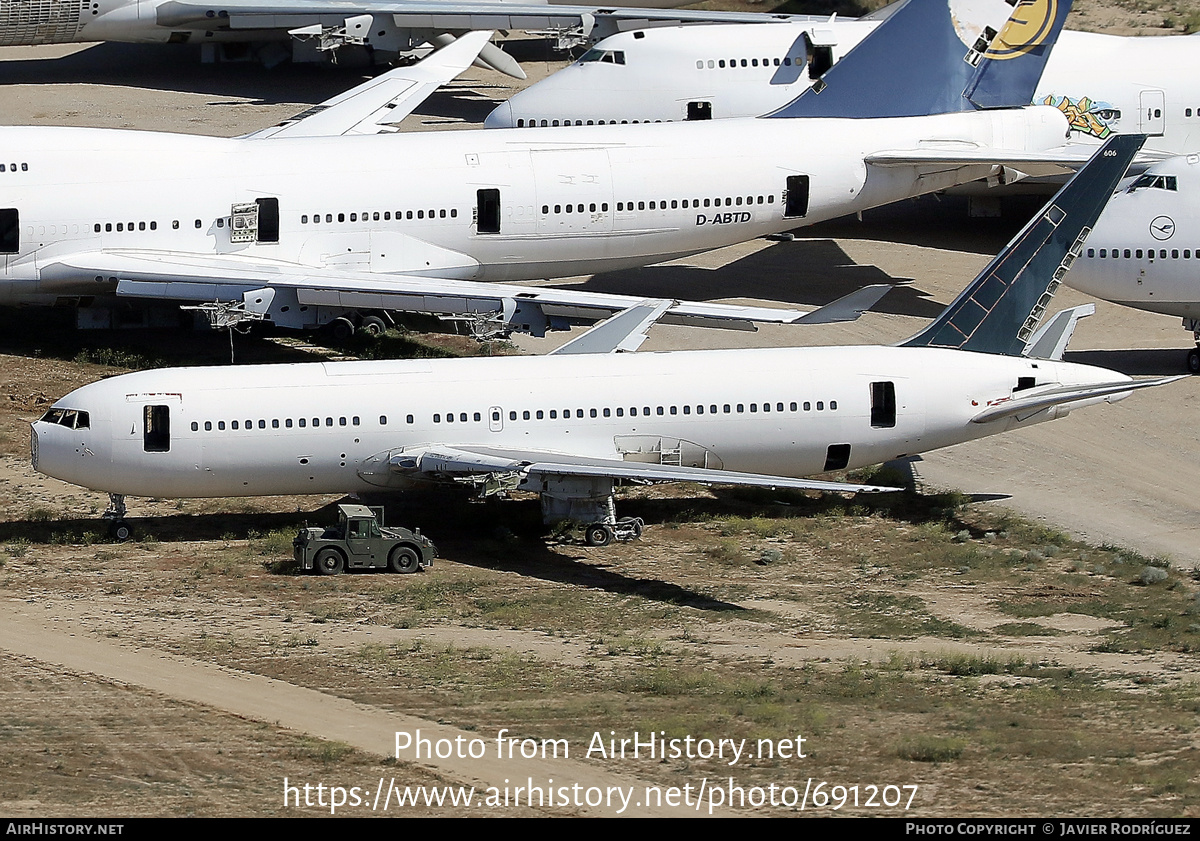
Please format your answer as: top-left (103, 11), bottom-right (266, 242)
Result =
top-left (902, 133), bottom-right (1144, 356)
top-left (768, 0), bottom-right (1072, 119)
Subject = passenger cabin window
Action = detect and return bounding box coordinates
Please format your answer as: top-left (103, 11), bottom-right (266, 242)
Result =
top-left (784, 175), bottom-right (810, 219)
top-left (870, 382), bottom-right (896, 428)
top-left (0, 208), bottom-right (17, 254)
top-left (143, 405), bottom-right (170, 453)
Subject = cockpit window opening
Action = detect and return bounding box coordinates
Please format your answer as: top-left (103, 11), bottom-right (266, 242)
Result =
top-left (579, 48), bottom-right (625, 65)
top-left (1129, 174), bottom-right (1177, 192)
top-left (40, 408), bottom-right (90, 429)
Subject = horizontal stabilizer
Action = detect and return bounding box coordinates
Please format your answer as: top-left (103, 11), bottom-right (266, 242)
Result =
top-left (867, 142), bottom-right (1166, 175)
top-left (793, 284), bottom-right (892, 324)
top-left (398, 445), bottom-right (903, 493)
top-left (243, 30), bottom-right (494, 139)
top-left (549, 299), bottom-right (673, 355)
top-left (970, 376), bottom-right (1181, 424)
top-left (1022, 303), bottom-right (1093, 360)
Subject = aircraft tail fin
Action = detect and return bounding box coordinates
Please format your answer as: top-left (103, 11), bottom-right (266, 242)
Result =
top-left (902, 133), bottom-right (1144, 356)
top-left (768, 0), bottom-right (1072, 119)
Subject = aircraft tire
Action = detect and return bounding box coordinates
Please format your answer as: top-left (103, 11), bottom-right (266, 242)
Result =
top-left (1188, 348), bottom-right (1200, 374)
top-left (585, 524), bottom-right (613, 547)
top-left (360, 315), bottom-right (387, 336)
top-left (315, 548), bottom-right (345, 575)
top-left (329, 318), bottom-right (355, 342)
top-left (109, 521), bottom-right (131, 542)
top-left (388, 545), bottom-right (421, 574)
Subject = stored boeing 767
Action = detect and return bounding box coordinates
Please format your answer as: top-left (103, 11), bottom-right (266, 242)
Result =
top-left (0, 0), bottom-right (1077, 338)
top-left (31, 136), bottom-right (1176, 544)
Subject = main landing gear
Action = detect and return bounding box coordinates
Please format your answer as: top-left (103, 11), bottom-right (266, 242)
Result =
top-left (583, 517), bottom-right (644, 547)
top-left (1186, 320), bottom-right (1200, 374)
top-left (104, 493), bottom-right (132, 542)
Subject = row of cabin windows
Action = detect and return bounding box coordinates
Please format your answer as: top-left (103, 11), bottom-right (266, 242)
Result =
top-left (1, 163), bottom-right (28, 173)
top-left (300, 208), bottom-right (458, 224)
top-left (189, 414), bottom-right (418, 432)
top-left (543, 202), bottom-right (610, 214)
top-left (517, 118), bottom-right (668, 127)
top-left (433, 400), bottom-right (839, 424)
top-left (1087, 247), bottom-right (1196, 259)
top-left (192, 415), bottom-right (360, 432)
top-left (695, 56), bottom-right (802, 70)
top-left (538, 195), bottom-right (778, 216)
top-left (94, 220), bottom-right (199, 233)
top-left (619, 195), bottom-right (773, 212)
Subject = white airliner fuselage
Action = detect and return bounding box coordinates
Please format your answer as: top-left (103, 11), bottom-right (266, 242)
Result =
top-left (0, 108), bottom-right (1068, 325)
top-left (29, 345), bottom-right (1127, 500)
top-left (489, 24), bottom-right (1200, 156)
top-left (1068, 154), bottom-right (1200, 369)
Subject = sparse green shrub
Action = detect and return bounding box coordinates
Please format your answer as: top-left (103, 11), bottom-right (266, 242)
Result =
top-left (896, 736), bottom-right (966, 762)
top-left (706, 538), bottom-right (748, 565)
top-left (759, 548), bottom-right (783, 565)
top-left (1139, 567), bottom-right (1169, 586)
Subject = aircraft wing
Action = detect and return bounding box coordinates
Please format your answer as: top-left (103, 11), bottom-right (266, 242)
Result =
top-left (243, 30), bottom-right (495, 139)
top-left (970, 376), bottom-right (1182, 424)
top-left (865, 142), bottom-right (1167, 178)
top-left (39, 249), bottom-right (891, 334)
top-left (156, 1), bottom-right (821, 33)
top-left (374, 443), bottom-right (903, 493)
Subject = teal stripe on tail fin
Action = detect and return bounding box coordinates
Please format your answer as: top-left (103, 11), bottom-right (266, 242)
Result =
top-left (902, 134), bottom-right (1144, 356)
top-left (768, 0), bottom-right (1072, 119)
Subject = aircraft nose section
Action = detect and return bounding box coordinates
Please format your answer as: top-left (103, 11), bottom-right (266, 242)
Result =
top-left (484, 101), bottom-right (514, 129)
top-left (30, 415), bottom-right (108, 490)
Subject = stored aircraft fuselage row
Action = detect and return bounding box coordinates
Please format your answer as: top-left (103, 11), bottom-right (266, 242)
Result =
top-left (0, 0), bottom-right (1080, 336)
top-left (31, 136), bottom-right (1176, 542)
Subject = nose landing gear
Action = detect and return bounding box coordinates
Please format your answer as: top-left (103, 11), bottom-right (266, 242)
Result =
top-left (104, 493), bottom-right (131, 542)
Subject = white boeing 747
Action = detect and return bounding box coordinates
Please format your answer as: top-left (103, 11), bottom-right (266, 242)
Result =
top-left (488, 16), bottom-right (1200, 160)
top-left (31, 135), bottom-right (1178, 546)
top-left (1065, 154), bottom-right (1200, 372)
top-left (0, 0), bottom-right (1078, 339)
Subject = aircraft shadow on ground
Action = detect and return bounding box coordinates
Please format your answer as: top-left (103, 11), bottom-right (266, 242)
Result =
top-left (0, 41), bottom-right (522, 116)
top-left (1064, 348), bottom-right (1191, 377)
top-left (446, 541), bottom-right (746, 612)
top-left (803, 193), bottom-right (1046, 255)
top-left (578, 238), bottom-right (945, 319)
top-left (0, 43), bottom-right (375, 103)
top-left (4, 493), bottom-right (742, 611)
